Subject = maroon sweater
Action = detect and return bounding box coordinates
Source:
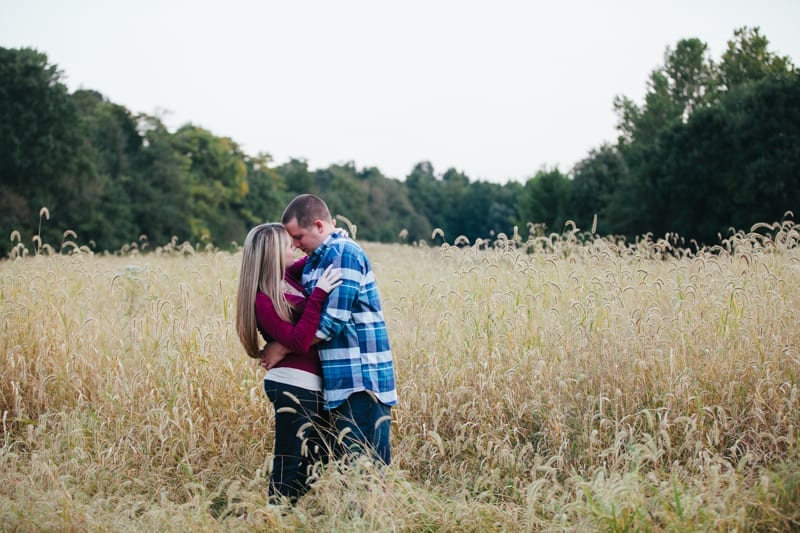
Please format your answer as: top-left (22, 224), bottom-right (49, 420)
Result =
top-left (254, 257), bottom-right (323, 376)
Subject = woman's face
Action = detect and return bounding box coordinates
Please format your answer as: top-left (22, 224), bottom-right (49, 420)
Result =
top-left (283, 232), bottom-right (296, 265)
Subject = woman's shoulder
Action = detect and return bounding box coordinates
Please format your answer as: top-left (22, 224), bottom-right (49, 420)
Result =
top-left (255, 291), bottom-right (273, 305)
top-left (286, 256), bottom-right (307, 283)
top-left (258, 289), bottom-right (305, 307)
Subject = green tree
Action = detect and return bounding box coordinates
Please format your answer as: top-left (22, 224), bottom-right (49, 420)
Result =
top-left (279, 157), bottom-right (317, 196)
top-left (240, 152), bottom-right (287, 232)
top-left (405, 161), bottom-right (444, 235)
top-left (440, 168), bottom-right (469, 234)
top-left (517, 168), bottom-right (571, 237)
top-left (0, 47), bottom-right (86, 253)
top-left (170, 125), bottom-right (249, 245)
top-left (648, 74), bottom-right (800, 243)
top-left (356, 166), bottom-right (418, 242)
top-left (717, 27), bottom-right (797, 91)
top-left (70, 89), bottom-right (139, 250)
top-left (608, 27), bottom-right (798, 241)
top-left (492, 180), bottom-right (524, 237)
top-left (615, 38), bottom-right (715, 148)
top-left (130, 114), bottom-right (193, 245)
top-left (454, 180), bottom-right (520, 242)
top-left (313, 162), bottom-right (368, 232)
top-left (570, 144), bottom-right (628, 234)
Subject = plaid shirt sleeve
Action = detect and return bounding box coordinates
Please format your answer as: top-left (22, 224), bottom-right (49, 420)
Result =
top-left (313, 240), bottom-right (364, 340)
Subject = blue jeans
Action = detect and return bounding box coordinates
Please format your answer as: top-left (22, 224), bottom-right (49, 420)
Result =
top-left (330, 391), bottom-right (392, 465)
top-left (263, 380), bottom-right (330, 503)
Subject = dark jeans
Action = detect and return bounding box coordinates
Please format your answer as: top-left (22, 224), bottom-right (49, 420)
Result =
top-left (330, 391), bottom-right (392, 465)
top-left (263, 380), bottom-right (330, 503)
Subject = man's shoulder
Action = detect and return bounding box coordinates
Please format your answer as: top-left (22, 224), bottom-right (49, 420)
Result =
top-left (328, 234), bottom-right (365, 256)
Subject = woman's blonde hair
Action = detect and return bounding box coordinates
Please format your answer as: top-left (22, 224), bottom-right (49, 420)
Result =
top-left (236, 223), bottom-right (296, 358)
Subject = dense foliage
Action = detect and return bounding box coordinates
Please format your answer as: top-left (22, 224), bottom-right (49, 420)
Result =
top-left (1, 27), bottom-right (798, 254)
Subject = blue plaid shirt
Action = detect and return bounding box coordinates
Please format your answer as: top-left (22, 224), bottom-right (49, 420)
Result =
top-left (302, 232), bottom-right (397, 410)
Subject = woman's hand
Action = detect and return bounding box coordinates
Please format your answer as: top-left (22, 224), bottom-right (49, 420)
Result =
top-left (315, 264), bottom-right (343, 293)
top-left (260, 341), bottom-right (290, 370)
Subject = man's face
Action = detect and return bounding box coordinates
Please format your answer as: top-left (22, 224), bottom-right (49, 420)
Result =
top-left (284, 218), bottom-right (326, 255)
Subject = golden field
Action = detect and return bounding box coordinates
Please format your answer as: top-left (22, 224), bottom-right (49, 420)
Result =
top-left (1, 223), bottom-right (799, 531)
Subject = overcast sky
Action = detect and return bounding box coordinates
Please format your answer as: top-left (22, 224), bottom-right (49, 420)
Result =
top-left (2, 1), bottom-right (799, 184)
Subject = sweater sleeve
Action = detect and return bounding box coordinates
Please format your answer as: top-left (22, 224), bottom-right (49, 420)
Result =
top-left (315, 242), bottom-right (363, 340)
top-left (254, 287), bottom-right (328, 353)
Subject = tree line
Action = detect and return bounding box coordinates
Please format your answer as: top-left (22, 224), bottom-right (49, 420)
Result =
top-left (1, 27), bottom-right (798, 256)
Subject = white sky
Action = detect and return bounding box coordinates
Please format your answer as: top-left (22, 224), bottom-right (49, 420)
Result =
top-left (2, 1), bottom-right (799, 184)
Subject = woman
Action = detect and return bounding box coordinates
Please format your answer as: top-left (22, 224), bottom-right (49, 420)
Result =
top-left (235, 222), bottom-right (342, 503)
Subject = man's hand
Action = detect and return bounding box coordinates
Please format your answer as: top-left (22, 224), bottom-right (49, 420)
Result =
top-left (260, 341), bottom-right (291, 370)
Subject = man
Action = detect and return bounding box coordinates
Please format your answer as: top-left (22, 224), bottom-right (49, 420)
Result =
top-left (264, 193), bottom-right (397, 464)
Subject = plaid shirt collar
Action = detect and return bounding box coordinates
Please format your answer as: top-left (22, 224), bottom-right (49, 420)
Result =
top-left (308, 231), bottom-right (343, 268)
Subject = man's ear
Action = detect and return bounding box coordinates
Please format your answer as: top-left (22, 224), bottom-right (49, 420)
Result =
top-left (313, 219), bottom-right (325, 233)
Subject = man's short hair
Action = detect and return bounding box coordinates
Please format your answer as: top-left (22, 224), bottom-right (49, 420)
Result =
top-left (281, 194), bottom-right (332, 228)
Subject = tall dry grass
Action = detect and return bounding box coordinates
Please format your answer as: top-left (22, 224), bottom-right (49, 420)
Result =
top-left (1, 222), bottom-right (799, 531)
